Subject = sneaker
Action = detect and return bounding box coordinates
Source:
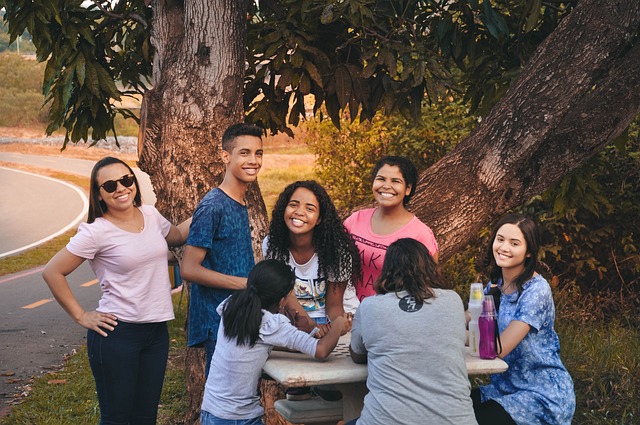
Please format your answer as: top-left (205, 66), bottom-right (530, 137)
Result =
top-left (286, 386), bottom-right (312, 401)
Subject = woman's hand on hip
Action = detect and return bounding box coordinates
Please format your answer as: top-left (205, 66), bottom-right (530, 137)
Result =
top-left (78, 311), bottom-right (118, 337)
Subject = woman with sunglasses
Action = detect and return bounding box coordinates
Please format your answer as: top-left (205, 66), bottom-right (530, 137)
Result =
top-left (43, 156), bottom-right (191, 424)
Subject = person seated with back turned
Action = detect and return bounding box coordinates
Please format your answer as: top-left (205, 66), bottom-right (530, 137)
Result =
top-left (348, 238), bottom-right (477, 425)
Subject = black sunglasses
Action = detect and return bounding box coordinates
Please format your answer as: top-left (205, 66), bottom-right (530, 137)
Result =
top-left (99, 174), bottom-right (136, 193)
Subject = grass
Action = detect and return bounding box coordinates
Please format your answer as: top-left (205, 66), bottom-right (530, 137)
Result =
top-left (0, 229), bottom-right (77, 277)
top-left (553, 284), bottom-right (640, 424)
top-left (260, 163), bottom-right (316, 217)
top-left (558, 320), bottom-right (640, 424)
top-left (1, 293), bottom-right (189, 425)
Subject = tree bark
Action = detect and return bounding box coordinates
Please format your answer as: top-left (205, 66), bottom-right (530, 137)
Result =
top-left (411, 0), bottom-right (640, 262)
top-left (138, 0), bottom-right (268, 422)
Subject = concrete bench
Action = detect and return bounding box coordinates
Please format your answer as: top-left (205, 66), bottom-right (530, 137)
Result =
top-left (274, 396), bottom-right (343, 424)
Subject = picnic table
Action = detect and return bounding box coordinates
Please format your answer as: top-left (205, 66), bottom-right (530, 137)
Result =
top-left (263, 333), bottom-right (508, 422)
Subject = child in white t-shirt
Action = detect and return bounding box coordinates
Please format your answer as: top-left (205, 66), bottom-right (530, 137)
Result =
top-left (201, 259), bottom-right (347, 425)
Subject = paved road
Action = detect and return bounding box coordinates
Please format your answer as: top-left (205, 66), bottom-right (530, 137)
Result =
top-left (0, 263), bottom-right (100, 410)
top-left (0, 167), bottom-right (88, 258)
top-left (0, 152), bottom-right (156, 205)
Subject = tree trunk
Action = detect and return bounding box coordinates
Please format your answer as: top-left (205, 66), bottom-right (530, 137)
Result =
top-left (411, 0), bottom-right (640, 262)
top-left (138, 0), bottom-right (268, 422)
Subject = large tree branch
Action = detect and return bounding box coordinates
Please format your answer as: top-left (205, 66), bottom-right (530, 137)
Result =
top-left (411, 0), bottom-right (640, 261)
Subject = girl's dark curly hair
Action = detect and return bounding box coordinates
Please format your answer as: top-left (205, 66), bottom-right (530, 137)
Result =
top-left (266, 181), bottom-right (361, 289)
top-left (376, 238), bottom-right (448, 303)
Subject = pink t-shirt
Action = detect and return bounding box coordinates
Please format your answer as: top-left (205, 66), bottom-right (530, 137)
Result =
top-left (66, 205), bottom-right (174, 323)
top-left (344, 208), bottom-right (439, 301)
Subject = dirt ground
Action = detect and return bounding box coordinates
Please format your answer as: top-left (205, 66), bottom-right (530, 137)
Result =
top-left (0, 126), bottom-right (47, 139)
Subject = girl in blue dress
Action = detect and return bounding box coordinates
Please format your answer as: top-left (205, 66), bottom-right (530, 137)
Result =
top-left (472, 213), bottom-right (575, 425)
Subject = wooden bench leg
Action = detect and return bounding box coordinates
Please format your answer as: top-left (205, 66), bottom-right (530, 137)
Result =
top-left (260, 379), bottom-right (295, 425)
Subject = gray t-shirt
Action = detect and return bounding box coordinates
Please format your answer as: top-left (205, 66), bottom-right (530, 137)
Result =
top-left (351, 289), bottom-right (478, 425)
top-left (202, 299), bottom-right (318, 420)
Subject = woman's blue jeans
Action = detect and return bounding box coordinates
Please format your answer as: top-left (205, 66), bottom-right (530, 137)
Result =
top-left (87, 321), bottom-right (169, 425)
top-left (201, 410), bottom-right (264, 425)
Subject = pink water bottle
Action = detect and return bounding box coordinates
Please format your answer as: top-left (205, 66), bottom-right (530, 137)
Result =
top-left (478, 294), bottom-right (497, 360)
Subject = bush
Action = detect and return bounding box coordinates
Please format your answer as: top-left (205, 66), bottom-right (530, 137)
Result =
top-left (522, 127), bottom-right (640, 296)
top-left (304, 101), bottom-right (475, 212)
top-left (306, 103), bottom-right (640, 301)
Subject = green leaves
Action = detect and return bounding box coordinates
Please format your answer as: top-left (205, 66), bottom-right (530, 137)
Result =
top-left (2, 0), bottom-right (151, 146)
top-left (527, 121), bottom-right (640, 289)
top-left (4, 0), bottom-right (570, 144)
top-left (522, 0), bottom-right (542, 33)
top-left (246, 0), bottom-right (566, 135)
top-left (304, 99), bottom-right (476, 211)
top-left (481, 0), bottom-right (509, 40)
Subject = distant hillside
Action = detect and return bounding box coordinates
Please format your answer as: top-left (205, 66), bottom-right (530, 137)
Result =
top-left (0, 52), bottom-right (48, 127)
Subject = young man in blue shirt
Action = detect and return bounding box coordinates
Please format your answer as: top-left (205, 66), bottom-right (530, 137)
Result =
top-left (181, 123), bottom-right (263, 375)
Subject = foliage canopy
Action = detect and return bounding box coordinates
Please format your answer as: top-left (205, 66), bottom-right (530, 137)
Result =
top-left (1, 0), bottom-right (575, 143)
top-left (1, 0), bottom-right (151, 146)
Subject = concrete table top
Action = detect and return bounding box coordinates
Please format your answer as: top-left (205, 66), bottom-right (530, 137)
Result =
top-left (263, 334), bottom-right (508, 388)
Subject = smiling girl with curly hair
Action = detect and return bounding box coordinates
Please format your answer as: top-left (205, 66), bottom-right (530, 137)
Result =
top-left (263, 180), bottom-right (361, 333)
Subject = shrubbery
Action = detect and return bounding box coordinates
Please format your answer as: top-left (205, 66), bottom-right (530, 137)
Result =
top-left (305, 104), bottom-right (640, 303)
top-left (305, 100), bottom-right (475, 211)
top-left (304, 105), bottom-right (640, 424)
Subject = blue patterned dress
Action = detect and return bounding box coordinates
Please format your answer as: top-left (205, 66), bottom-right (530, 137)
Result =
top-left (480, 275), bottom-right (575, 425)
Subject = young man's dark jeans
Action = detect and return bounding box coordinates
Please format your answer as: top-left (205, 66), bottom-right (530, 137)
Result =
top-left (88, 321), bottom-right (169, 425)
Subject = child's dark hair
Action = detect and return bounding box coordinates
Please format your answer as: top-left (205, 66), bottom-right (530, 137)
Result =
top-left (266, 180), bottom-right (361, 288)
top-left (376, 238), bottom-right (447, 303)
top-left (221, 123), bottom-right (263, 152)
top-left (222, 260), bottom-right (295, 347)
top-left (485, 213), bottom-right (540, 298)
top-left (371, 155), bottom-right (418, 205)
